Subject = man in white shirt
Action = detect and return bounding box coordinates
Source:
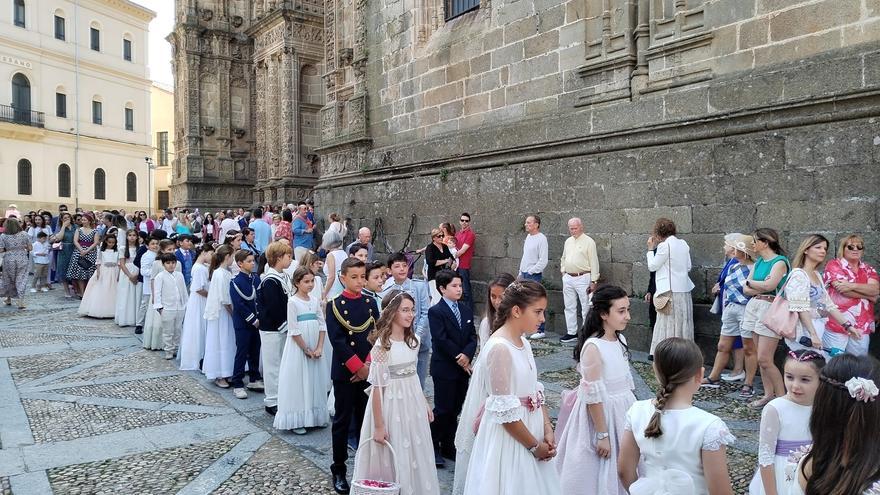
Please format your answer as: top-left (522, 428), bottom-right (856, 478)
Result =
top-left (519, 214), bottom-right (549, 339)
top-left (559, 217), bottom-right (601, 344)
top-left (159, 209), bottom-right (178, 233)
top-left (219, 209), bottom-right (239, 240)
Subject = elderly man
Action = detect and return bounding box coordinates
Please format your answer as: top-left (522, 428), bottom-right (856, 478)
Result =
top-left (558, 217), bottom-right (600, 344)
top-left (346, 227), bottom-right (374, 261)
top-left (219, 209), bottom-right (239, 239)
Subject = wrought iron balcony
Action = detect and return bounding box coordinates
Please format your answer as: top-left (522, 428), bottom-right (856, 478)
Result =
top-left (0, 104), bottom-right (45, 128)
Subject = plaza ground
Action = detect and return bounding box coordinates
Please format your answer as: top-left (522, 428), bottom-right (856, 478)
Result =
top-left (1, 290), bottom-right (759, 494)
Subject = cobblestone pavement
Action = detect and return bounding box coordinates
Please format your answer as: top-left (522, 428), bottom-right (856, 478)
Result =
top-left (0, 290), bottom-right (760, 494)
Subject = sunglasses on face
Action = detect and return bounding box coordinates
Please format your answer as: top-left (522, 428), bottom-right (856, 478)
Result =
top-left (433, 234), bottom-right (443, 238)
top-left (846, 244), bottom-right (864, 251)
top-left (460, 219), bottom-right (469, 223)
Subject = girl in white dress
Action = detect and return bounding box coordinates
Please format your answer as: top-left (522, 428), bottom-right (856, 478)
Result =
top-left (462, 280), bottom-right (562, 495)
top-left (203, 245), bottom-right (236, 388)
top-left (749, 349), bottom-right (825, 495)
top-left (556, 285), bottom-right (635, 495)
top-left (115, 229), bottom-right (141, 327)
top-left (275, 267), bottom-right (330, 433)
top-left (477, 273), bottom-right (516, 349)
top-left (143, 240), bottom-right (178, 350)
top-left (78, 235), bottom-right (120, 318)
top-left (785, 354), bottom-right (880, 495)
top-left (619, 338), bottom-right (736, 495)
top-left (353, 290), bottom-right (440, 495)
top-left (178, 245), bottom-right (214, 371)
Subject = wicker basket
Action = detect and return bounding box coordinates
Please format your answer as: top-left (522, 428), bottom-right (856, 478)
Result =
top-left (351, 439), bottom-right (400, 495)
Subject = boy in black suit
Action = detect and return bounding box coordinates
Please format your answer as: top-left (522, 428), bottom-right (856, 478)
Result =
top-left (428, 269), bottom-right (477, 468)
top-left (327, 258), bottom-right (380, 494)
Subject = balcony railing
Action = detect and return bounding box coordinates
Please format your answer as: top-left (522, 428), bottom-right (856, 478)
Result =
top-left (0, 103), bottom-right (45, 128)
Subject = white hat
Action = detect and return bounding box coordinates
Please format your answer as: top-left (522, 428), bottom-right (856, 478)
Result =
top-left (725, 233), bottom-right (755, 258)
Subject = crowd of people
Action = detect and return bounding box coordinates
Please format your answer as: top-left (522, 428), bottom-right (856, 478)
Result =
top-left (1, 201), bottom-right (879, 495)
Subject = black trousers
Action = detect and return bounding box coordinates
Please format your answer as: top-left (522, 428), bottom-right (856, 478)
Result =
top-left (331, 379), bottom-right (369, 475)
top-left (231, 324), bottom-right (261, 388)
top-left (431, 375), bottom-right (469, 452)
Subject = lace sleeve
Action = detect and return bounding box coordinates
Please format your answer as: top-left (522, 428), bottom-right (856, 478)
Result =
top-left (286, 299), bottom-right (301, 336)
top-left (757, 402), bottom-right (781, 467)
top-left (784, 269), bottom-right (812, 312)
top-left (484, 343), bottom-right (522, 424)
top-left (367, 344), bottom-right (390, 388)
top-left (578, 342), bottom-right (607, 404)
top-left (702, 418), bottom-right (736, 451)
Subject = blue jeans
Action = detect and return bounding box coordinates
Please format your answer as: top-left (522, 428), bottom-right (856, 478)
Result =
top-left (520, 272), bottom-right (545, 333)
top-left (457, 267), bottom-right (473, 314)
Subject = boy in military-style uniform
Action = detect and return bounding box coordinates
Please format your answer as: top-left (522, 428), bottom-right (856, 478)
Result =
top-left (327, 258), bottom-right (380, 494)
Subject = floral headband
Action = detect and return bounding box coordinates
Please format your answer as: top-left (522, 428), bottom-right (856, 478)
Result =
top-left (504, 281), bottom-right (526, 295)
top-left (821, 375), bottom-right (879, 403)
top-left (787, 350), bottom-right (824, 362)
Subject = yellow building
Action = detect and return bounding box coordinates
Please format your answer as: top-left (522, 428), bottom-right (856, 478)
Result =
top-left (0, 0), bottom-right (154, 214)
top-left (150, 82), bottom-right (173, 215)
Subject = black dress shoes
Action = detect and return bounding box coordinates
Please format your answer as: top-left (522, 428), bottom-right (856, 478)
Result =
top-left (134, 326), bottom-right (143, 335)
top-left (265, 405), bottom-right (277, 416)
top-left (332, 473), bottom-right (350, 494)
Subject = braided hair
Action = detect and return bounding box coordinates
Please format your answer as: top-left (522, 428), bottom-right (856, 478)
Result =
top-left (644, 338), bottom-right (704, 438)
top-left (492, 279), bottom-right (547, 331)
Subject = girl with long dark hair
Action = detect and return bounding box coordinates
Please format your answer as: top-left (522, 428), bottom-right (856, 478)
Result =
top-left (556, 285), bottom-right (634, 494)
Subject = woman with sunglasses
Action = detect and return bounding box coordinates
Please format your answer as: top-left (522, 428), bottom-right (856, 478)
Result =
top-left (822, 235), bottom-right (879, 356)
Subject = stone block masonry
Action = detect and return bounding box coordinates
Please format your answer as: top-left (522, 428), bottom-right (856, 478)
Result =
top-left (317, 44), bottom-right (880, 356)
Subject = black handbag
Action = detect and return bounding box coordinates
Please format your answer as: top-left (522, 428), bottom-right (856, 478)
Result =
top-left (77, 255), bottom-right (93, 270)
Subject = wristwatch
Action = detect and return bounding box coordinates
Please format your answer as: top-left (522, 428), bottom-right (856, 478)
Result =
top-left (595, 432), bottom-right (609, 441)
top-left (528, 443), bottom-right (540, 456)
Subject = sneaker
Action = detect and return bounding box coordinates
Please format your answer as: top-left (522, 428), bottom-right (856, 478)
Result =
top-left (214, 378), bottom-right (230, 389)
top-left (40, 287), bottom-right (49, 292)
top-left (164, 351), bottom-right (174, 360)
top-left (292, 427), bottom-right (307, 435)
top-left (559, 334), bottom-right (578, 345)
top-left (246, 380), bottom-right (265, 391)
top-left (134, 326), bottom-right (143, 335)
top-left (721, 371), bottom-right (746, 382)
top-left (529, 332), bottom-right (546, 340)
top-left (233, 388), bottom-right (248, 399)
top-left (29, 288), bottom-right (37, 293)
top-left (700, 377), bottom-right (721, 389)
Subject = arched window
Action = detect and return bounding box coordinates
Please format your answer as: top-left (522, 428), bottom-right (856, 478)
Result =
top-left (11, 73), bottom-right (31, 123)
top-left (94, 168), bottom-right (106, 200)
top-left (17, 159), bottom-right (32, 195)
top-left (58, 163), bottom-right (71, 197)
top-left (14, 0), bottom-right (25, 28)
top-left (126, 172), bottom-right (137, 202)
top-left (90, 21), bottom-right (101, 51)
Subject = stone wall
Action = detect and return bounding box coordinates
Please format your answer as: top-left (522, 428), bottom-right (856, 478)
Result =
top-left (365, 0), bottom-right (880, 146)
top-left (315, 43), bottom-right (880, 356)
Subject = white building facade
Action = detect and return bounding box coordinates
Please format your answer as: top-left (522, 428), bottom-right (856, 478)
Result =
top-left (0, 0), bottom-right (154, 213)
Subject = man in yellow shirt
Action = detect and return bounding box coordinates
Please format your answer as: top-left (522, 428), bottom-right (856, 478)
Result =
top-left (559, 217), bottom-right (600, 344)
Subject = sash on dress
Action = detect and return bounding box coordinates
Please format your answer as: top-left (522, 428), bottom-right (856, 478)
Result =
top-left (297, 313), bottom-right (318, 322)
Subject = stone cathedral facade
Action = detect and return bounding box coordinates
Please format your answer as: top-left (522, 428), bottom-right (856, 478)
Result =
top-left (172, 0), bottom-right (880, 348)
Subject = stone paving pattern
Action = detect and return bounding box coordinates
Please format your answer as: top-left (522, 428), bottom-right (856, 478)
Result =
top-left (0, 289), bottom-right (761, 494)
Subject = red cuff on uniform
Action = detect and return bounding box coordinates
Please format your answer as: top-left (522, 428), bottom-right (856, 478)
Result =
top-left (345, 355), bottom-right (365, 373)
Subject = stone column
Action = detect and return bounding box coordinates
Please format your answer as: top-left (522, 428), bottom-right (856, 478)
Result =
top-left (255, 60), bottom-right (268, 184)
top-left (267, 53), bottom-right (280, 179)
top-left (280, 47), bottom-right (300, 177)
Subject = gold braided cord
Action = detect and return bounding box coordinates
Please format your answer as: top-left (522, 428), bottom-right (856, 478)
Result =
top-left (331, 298), bottom-right (374, 333)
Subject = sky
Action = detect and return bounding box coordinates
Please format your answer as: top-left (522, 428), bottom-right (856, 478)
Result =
top-left (131, 0), bottom-right (175, 87)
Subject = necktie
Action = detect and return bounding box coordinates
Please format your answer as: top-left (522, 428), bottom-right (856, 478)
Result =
top-left (451, 301), bottom-right (461, 327)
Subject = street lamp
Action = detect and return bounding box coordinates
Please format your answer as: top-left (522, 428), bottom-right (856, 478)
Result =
top-left (144, 156), bottom-right (155, 217)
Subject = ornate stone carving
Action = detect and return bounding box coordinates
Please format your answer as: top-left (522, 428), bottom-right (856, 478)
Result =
top-left (200, 9), bottom-right (213, 21)
top-left (202, 125), bottom-right (215, 136)
top-left (232, 15), bottom-right (244, 27)
top-left (233, 128), bottom-right (246, 138)
top-left (293, 23), bottom-right (324, 43)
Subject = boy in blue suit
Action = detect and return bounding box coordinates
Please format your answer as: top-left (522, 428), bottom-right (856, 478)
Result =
top-left (229, 250), bottom-right (262, 399)
top-left (174, 234), bottom-right (195, 287)
top-left (428, 269), bottom-right (477, 468)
